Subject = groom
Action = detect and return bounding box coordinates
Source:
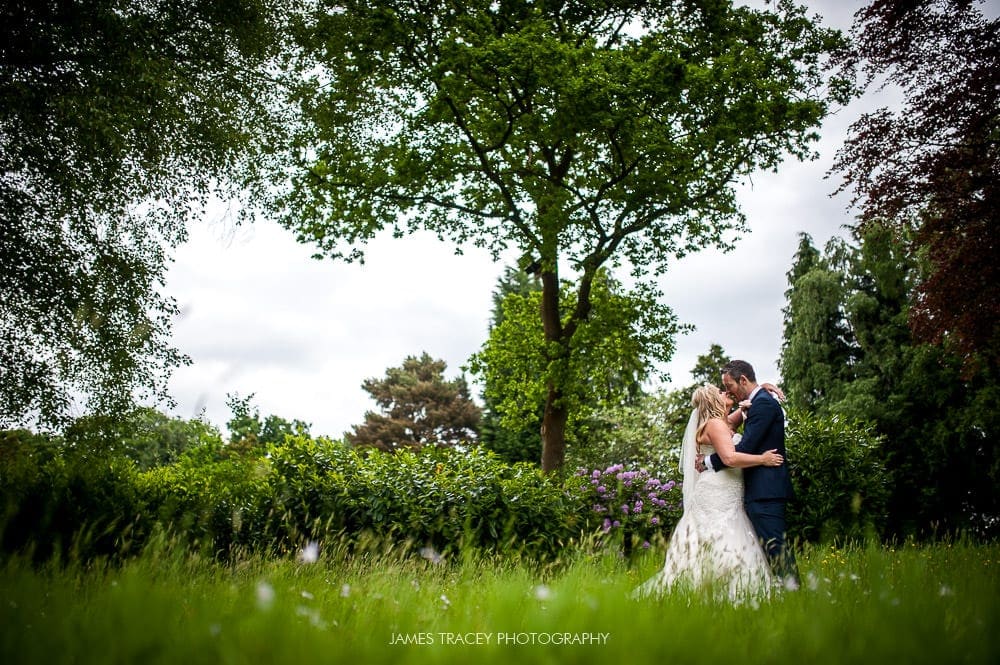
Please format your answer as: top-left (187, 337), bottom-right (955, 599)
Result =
top-left (697, 359), bottom-right (800, 590)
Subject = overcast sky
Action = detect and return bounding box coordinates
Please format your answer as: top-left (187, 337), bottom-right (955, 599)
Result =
top-left (163, 1), bottom-right (903, 439)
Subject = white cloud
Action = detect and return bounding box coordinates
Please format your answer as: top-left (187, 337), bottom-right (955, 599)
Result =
top-left (165, 220), bottom-right (507, 437)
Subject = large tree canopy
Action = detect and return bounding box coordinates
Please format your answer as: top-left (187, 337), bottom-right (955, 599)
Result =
top-left (0, 0), bottom-right (300, 428)
top-left (831, 0), bottom-right (1000, 372)
top-left (279, 0), bottom-right (850, 470)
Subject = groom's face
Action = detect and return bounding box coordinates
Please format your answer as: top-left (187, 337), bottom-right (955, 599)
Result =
top-left (718, 388), bottom-right (735, 411)
top-left (721, 373), bottom-right (746, 401)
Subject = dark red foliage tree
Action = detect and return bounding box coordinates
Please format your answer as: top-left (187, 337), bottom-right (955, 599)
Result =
top-left (832, 0), bottom-right (1000, 372)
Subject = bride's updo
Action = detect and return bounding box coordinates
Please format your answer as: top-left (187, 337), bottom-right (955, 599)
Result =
top-left (691, 383), bottom-right (727, 437)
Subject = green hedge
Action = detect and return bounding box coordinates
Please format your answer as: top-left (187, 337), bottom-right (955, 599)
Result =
top-left (263, 438), bottom-right (591, 558)
top-left (0, 410), bottom-right (889, 565)
top-left (1, 432), bottom-right (593, 563)
top-left (0, 429), bottom-right (147, 560)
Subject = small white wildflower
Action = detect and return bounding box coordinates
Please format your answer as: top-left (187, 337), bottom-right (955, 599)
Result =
top-left (295, 605), bottom-right (327, 629)
top-left (939, 585), bottom-right (954, 597)
top-left (411, 579), bottom-right (421, 590)
top-left (439, 594), bottom-right (451, 608)
top-left (301, 590), bottom-right (314, 600)
top-left (340, 584), bottom-right (351, 598)
top-left (533, 584), bottom-right (552, 601)
top-left (806, 572), bottom-right (819, 591)
top-left (420, 547), bottom-right (443, 564)
top-left (298, 541), bottom-right (319, 564)
top-left (256, 581), bottom-right (275, 610)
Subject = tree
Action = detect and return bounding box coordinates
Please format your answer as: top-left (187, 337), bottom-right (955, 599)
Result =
top-left (831, 0), bottom-right (1000, 372)
top-left (348, 353), bottom-right (481, 451)
top-left (60, 408), bottom-right (223, 470)
top-left (468, 270), bottom-right (678, 462)
top-left (0, 0), bottom-right (301, 429)
top-left (225, 393), bottom-right (311, 457)
top-left (838, 225), bottom-right (998, 538)
top-left (478, 266), bottom-right (544, 464)
top-left (779, 233), bottom-right (857, 412)
top-left (277, 0), bottom-right (851, 471)
top-left (779, 225), bottom-right (1000, 537)
top-left (689, 343), bottom-right (730, 387)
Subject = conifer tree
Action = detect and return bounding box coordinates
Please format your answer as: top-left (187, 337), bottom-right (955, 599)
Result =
top-left (348, 354), bottom-right (481, 452)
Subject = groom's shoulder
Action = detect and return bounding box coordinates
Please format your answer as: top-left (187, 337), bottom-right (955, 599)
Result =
top-left (754, 389), bottom-right (781, 411)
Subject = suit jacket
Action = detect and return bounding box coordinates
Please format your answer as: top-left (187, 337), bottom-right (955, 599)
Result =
top-left (709, 388), bottom-right (794, 503)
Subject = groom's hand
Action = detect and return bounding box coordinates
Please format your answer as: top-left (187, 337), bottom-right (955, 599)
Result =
top-left (695, 454), bottom-right (706, 473)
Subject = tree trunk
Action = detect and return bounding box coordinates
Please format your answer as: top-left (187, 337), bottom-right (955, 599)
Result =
top-left (538, 267), bottom-right (567, 472)
top-left (540, 386), bottom-right (568, 472)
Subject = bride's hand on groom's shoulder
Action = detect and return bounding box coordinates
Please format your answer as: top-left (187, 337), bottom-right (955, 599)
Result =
top-left (761, 382), bottom-right (786, 402)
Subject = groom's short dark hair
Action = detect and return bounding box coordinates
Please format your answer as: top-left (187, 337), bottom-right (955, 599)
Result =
top-left (722, 359), bottom-right (756, 383)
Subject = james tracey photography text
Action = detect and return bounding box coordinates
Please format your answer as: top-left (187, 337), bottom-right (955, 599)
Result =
top-left (389, 632), bottom-right (611, 646)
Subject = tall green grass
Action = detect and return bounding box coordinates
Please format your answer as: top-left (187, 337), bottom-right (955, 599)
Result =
top-left (2, 535), bottom-right (997, 664)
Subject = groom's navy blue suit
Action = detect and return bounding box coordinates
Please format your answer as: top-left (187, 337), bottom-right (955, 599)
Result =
top-left (709, 388), bottom-right (798, 586)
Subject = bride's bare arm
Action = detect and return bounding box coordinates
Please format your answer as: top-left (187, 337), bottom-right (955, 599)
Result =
top-left (704, 419), bottom-right (783, 468)
top-left (761, 382), bottom-right (785, 402)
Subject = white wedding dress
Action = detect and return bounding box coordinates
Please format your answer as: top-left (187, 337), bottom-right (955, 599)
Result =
top-left (637, 412), bottom-right (772, 602)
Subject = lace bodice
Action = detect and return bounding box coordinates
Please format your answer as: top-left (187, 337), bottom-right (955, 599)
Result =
top-left (691, 446), bottom-right (743, 514)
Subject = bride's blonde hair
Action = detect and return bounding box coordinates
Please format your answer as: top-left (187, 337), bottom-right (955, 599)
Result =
top-left (691, 383), bottom-right (727, 439)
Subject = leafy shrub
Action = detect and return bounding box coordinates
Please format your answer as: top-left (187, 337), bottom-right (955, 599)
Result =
top-left (785, 409), bottom-right (890, 544)
top-left (267, 439), bottom-right (585, 559)
top-left (1, 429), bottom-right (146, 561)
top-left (129, 436), bottom-right (600, 562)
top-left (137, 453), bottom-right (274, 556)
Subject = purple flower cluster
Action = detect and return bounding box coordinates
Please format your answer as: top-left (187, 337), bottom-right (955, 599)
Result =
top-left (576, 464), bottom-right (681, 546)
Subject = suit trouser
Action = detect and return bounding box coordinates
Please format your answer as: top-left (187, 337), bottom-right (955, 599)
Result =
top-left (746, 498), bottom-right (799, 586)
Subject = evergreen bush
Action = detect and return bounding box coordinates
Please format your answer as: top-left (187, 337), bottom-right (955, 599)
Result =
top-left (785, 409), bottom-right (890, 543)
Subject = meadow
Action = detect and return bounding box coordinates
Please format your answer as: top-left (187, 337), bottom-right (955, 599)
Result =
top-left (1, 535), bottom-right (996, 665)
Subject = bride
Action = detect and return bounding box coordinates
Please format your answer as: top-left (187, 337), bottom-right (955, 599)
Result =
top-left (637, 384), bottom-right (783, 601)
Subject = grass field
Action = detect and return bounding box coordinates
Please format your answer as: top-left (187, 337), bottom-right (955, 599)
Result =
top-left (1, 535), bottom-right (997, 664)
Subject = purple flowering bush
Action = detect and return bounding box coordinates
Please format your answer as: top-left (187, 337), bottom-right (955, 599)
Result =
top-left (576, 463), bottom-right (683, 556)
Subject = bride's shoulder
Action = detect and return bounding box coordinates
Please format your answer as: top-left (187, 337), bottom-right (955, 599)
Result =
top-left (706, 417), bottom-right (730, 432)
top-left (698, 417), bottom-right (729, 442)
